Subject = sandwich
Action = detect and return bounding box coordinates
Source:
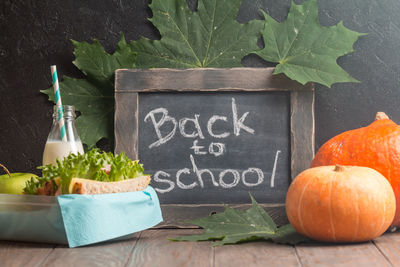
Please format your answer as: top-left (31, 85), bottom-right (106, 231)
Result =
top-left (24, 149), bottom-right (150, 195)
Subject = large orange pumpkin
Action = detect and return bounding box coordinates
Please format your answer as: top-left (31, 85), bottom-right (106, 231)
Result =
top-left (311, 112), bottom-right (400, 227)
top-left (286, 165), bottom-right (395, 242)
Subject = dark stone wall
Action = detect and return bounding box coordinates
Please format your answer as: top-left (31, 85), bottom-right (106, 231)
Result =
top-left (1, 0), bottom-right (399, 174)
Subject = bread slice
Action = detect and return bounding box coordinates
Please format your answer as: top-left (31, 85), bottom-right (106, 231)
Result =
top-left (68, 175), bottom-right (151, 195)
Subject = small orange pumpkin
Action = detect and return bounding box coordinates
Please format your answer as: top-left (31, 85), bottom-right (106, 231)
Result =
top-left (311, 112), bottom-right (400, 227)
top-left (286, 165), bottom-right (395, 242)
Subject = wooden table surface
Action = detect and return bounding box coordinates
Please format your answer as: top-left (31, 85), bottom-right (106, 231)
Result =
top-left (1, 229), bottom-right (400, 267)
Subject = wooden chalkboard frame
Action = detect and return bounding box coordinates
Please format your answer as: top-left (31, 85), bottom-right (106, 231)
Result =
top-left (115, 68), bottom-right (314, 227)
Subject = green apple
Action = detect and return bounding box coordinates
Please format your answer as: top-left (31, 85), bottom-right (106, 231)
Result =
top-left (0, 172), bottom-right (37, 194)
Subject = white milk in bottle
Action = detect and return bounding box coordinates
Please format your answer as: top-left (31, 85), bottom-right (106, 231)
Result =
top-left (42, 105), bottom-right (84, 165)
top-left (43, 140), bottom-right (84, 165)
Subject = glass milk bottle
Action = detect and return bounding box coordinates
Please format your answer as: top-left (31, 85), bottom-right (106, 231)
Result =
top-left (42, 105), bottom-right (84, 165)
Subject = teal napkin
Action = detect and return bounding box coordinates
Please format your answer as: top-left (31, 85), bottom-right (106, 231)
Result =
top-left (57, 186), bottom-right (162, 248)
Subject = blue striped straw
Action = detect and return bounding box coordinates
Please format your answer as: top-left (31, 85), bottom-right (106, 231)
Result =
top-left (50, 65), bottom-right (67, 142)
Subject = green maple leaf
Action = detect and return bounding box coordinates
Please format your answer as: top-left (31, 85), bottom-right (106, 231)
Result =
top-left (255, 0), bottom-right (366, 88)
top-left (41, 34), bottom-right (137, 148)
top-left (131, 0), bottom-right (263, 68)
top-left (170, 195), bottom-right (308, 246)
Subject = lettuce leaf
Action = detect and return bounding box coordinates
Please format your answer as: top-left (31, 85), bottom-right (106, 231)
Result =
top-left (24, 149), bottom-right (145, 195)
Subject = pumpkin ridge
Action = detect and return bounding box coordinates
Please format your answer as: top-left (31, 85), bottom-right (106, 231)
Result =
top-left (368, 121), bottom-right (394, 180)
top-left (362, 120), bottom-right (375, 168)
top-left (376, 182), bottom-right (387, 238)
top-left (351, 184), bottom-right (359, 242)
top-left (329, 171), bottom-right (336, 242)
top-left (383, 127), bottom-right (391, 188)
top-left (297, 177), bottom-right (313, 238)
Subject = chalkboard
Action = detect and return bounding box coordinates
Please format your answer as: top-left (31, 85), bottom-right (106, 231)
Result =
top-left (138, 91), bottom-right (289, 204)
top-left (114, 68), bottom-right (314, 223)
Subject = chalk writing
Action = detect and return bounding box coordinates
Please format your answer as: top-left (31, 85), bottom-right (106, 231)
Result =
top-left (152, 152), bottom-right (281, 193)
top-left (270, 150), bottom-right (281, 188)
top-left (207, 115), bottom-right (230, 138)
top-left (179, 114), bottom-right (204, 139)
top-left (143, 97), bottom-right (283, 194)
top-left (144, 108), bottom-right (177, 149)
top-left (232, 98), bottom-right (254, 136)
top-left (145, 98), bottom-right (254, 149)
top-left (209, 142), bottom-right (225, 157)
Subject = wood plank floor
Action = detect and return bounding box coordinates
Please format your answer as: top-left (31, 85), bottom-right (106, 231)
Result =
top-left (1, 230), bottom-right (400, 267)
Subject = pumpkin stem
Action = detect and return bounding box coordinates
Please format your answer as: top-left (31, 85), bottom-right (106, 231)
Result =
top-left (0, 163), bottom-right (11, 178)
top-left (334, 165), bottom-right (347, 172)
top-left (375, 112), bottom-right (389, 121)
